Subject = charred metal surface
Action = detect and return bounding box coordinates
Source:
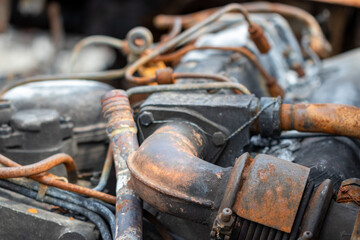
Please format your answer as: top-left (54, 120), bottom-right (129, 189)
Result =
top-left (0, 187), bottom-right (97, 240)
top-left (318, 201), bottom-right (359, 240)
top-left (351, 210), bottom-right (360, 240)
top-left (299, 179), bottom-right (333, 239)
top-left (294, 137), bottom-right (360, 191)
top-left (137, 92), bottom-right (255, 167)
top-left (138, 92), bottom-right (283, 167)
top-left (232, 154), bottom-right (310, 233)
top-left (3, 81), bottom-right (113, 173)
top-left (102, 90), bottom-right (142, 240)
top-left (210, 154), bottom-right (251, 239)
top-left (128, 121), bottom-right (229, 224)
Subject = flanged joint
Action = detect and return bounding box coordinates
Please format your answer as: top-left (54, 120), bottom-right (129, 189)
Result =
top-left (126, 26), bottom-right (153, 55)
top-left (155, 67), bottom-right (174, 84)
top-left (248, 23), bottom-right (271, 54)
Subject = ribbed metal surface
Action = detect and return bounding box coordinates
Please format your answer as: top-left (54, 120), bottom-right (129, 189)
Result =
top-left (231, 182), bottom-right (314, 240)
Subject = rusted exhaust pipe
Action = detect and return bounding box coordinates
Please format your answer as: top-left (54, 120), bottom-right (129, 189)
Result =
top-left (128, 122), bottom-right (229, 224)
top-left (102, 90), bottom-right (142, 239)
top-left (281, 103), bottom-right (360, 139)
top-left (127, 120), bottom-right (310, 231)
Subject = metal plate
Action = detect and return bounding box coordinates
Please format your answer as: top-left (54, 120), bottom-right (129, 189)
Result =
top-left (233, 154), bottom-right (310, 233)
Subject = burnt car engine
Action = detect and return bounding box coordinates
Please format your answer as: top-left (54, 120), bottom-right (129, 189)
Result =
top-left (0, 1), bottom-right (360, 240)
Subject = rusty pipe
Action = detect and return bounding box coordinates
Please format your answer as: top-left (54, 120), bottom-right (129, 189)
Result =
top-left (154, 45), bottom-right (284, 97)
top-left (102, 90), bottom-right (142, 240)
top-left (281, 103), bottom-right (360, 139)
top-left (127, 121), bottom-right (310, 232)
top-left (128, 122), bottom-right (230, 224)
top-left (126, 3), bottom-right (258, 84)
top-left (154, 2), bottom-right (331, 58)
top-left (0, 154), bottom-right (116, 204)
top-left (0, 153), bottom-right (78, 183)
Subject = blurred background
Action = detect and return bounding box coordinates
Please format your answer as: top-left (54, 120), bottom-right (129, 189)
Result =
top-left (1, 0), bottom-right (359, 81)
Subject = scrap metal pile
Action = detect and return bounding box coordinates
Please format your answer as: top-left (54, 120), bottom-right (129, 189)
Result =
top-left (1, 2), bottom-right (360, 240)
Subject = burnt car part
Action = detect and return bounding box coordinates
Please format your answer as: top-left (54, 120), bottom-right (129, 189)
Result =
top-left (0, 1), bottom-right (360, 240)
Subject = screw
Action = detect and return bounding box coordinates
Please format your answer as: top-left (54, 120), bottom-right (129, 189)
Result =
top-left (138, 112), bottom-right (154, 126)
top-left (220, 208), bottom-right (232, 222)
top-left (212, 132), bottom-right (226, 146)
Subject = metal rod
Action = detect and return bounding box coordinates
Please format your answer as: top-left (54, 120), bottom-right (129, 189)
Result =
top-left (102, 90), bottom-right (143, 240)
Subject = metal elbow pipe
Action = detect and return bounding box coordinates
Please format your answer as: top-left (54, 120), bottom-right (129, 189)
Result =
top-left (281, 103), bottom-right (360, 139)
top-left (127, 122), bottom-right (230, 224)
top-left (128, 121), bottom-right (310, 234)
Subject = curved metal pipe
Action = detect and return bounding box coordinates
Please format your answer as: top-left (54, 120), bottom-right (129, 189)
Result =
top-left (0, 153), bottom-right (78, 183)
top-left (281, 103), bottom-right (360, 139)
top-left (154, 2), bottom-right (331, 58)
top-left (0, 154), bottom-right (116, 204)
top-left (128, 122), bottom-right (230, 224)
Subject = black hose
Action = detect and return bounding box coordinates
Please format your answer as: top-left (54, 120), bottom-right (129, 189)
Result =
top-left (47, 187), bottom-right (116, 238)
top-left (0, 180), bottom-right (112, 240)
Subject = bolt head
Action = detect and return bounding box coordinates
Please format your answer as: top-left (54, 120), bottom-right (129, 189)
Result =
top-left (139, 112), bottom-right (154, 126)
top-left (212, 132), bottom-right (226, 146)
top-left (220, 208), bottom-right (232, 222)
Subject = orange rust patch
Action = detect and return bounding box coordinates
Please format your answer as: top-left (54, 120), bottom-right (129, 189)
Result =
top-left (27, 208), bottom-right (38, 214)
top-left (69, 217), bottom-right (75, 220)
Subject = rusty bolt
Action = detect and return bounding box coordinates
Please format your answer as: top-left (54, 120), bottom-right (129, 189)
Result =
top-left (139, 111), bottom-right (154, 126)
top-left (212, 132), bottom-right (226, 146)
top-left (220, 208), bottom-right (233, 222)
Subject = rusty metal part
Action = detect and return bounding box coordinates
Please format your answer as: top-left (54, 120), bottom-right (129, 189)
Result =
top-left (155, 45), bottom-right (283, 97)
top-left (351, 210), bottom-right (360, 240)
top-left (155, 67), bottom-right (174, 84)
top-left (69, 36), bottom-right (125, 71)
top-left (248, 23), bottom-right (271, 54)
top-left (337, 178), bottom-right (360, 205)
top-left (280, 103), bottom-right (360, 139)
top-left (299, 179), bottom-right (333, 239)
top-left (151, 65), bottom-right (237, 86)
top-left (211, 208), bottom-right (236, 239)
top-left (102, 90), bottom-right (142, 240)
top-left (0, 154), bottom-right (116, 204)
top-left (125, 3), bottom-right (254, 85)
top-left (128, 121), bottom-right (309, 233)
top-left (153, 2), bottom-right (331, 58)
top-left (232, 154), bottom-right (310, 233)
top-left (211, 154), bottom-right (250, 239)
top-left (0, 153), bottom-right (78, 183)
top-left (127, 122), bottom-right (228, 224)
top-left (126, 82), bottom-right (251, 97)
